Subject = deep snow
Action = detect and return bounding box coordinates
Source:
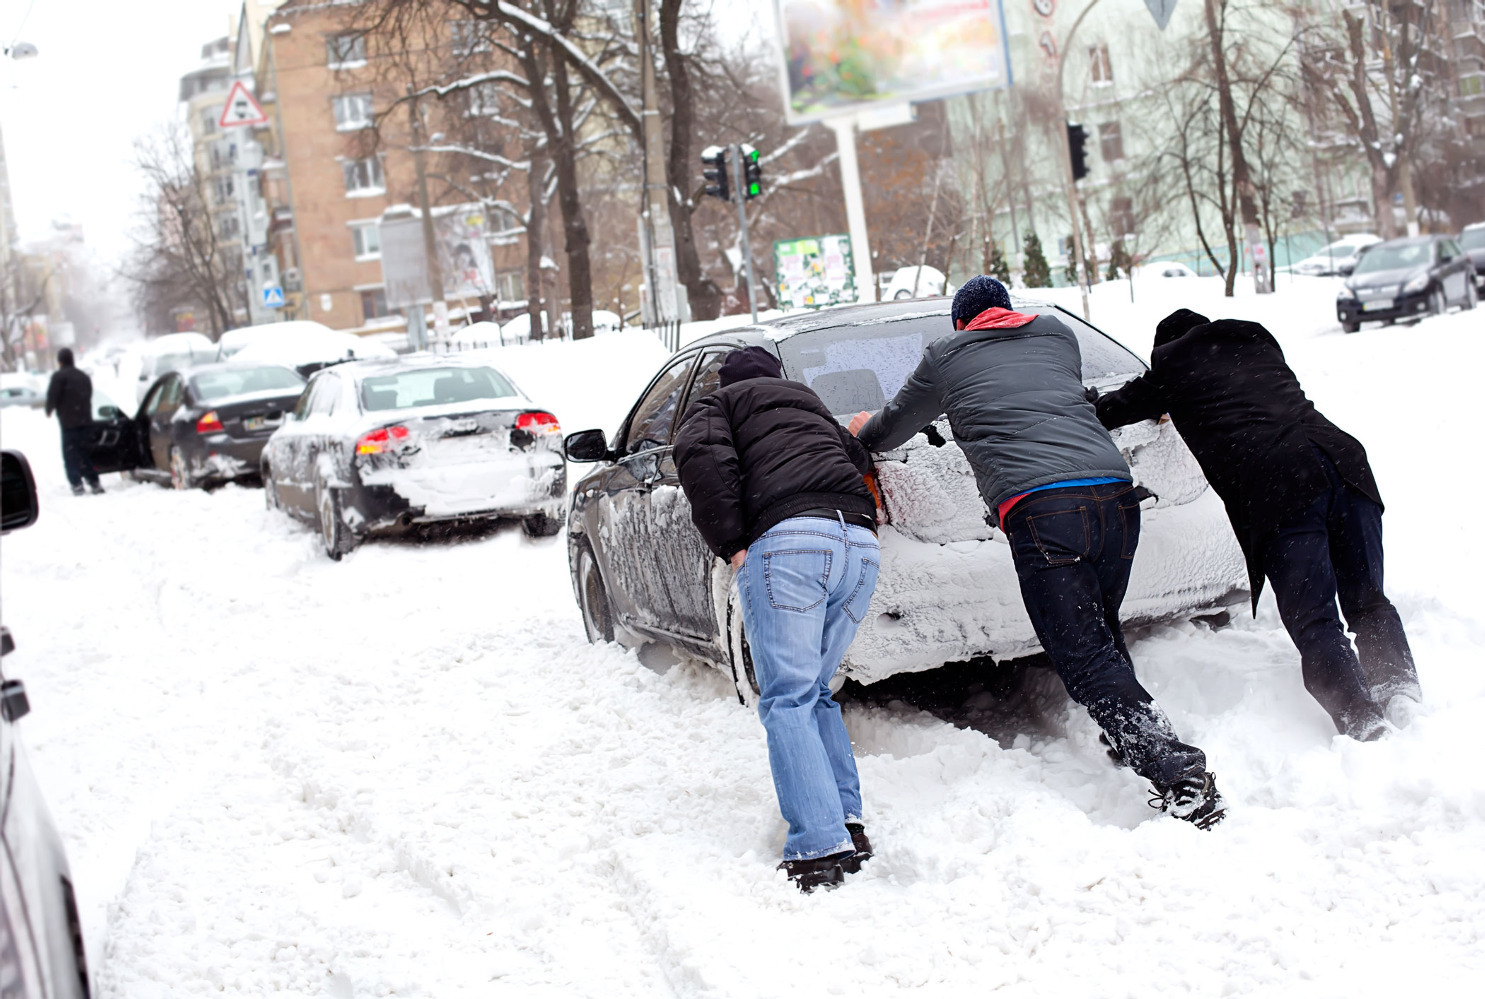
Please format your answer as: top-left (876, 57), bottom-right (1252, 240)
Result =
top-left (2, 282), bottom-right (1484, 996)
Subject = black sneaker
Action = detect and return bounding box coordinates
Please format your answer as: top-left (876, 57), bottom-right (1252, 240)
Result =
top-left (841, 822), bottom-right (873, 874)
top-left (70, 484), bottom-right (85, 496)
top-left (779, 851), bottom-right (852, 893)
top-left (1150, 771), bottom-right (1227, 830)
top-left (88, 482), bottom-right (105, 495)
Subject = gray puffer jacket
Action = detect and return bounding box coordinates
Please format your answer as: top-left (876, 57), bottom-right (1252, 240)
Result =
top-left (856, 313), bottom-right (1129, 525)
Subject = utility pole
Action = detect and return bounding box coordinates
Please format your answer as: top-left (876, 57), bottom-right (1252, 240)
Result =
top-left (634, 0), bottom-right (680, 327)
top-left (728, 145), bottom-right (760, 323)
top-left (408, 93), bottom-right (449, 338)
top-left (826, 116), bottom-right (877, 304)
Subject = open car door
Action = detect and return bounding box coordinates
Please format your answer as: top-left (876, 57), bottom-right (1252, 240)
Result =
top-left (85, 386), bottom-right (142, 475)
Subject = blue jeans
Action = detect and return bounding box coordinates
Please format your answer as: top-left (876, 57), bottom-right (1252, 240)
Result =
top-left (1003, 482), bottom-right (1207, 788)
top-left (738, 516), bottom-right (880, 861)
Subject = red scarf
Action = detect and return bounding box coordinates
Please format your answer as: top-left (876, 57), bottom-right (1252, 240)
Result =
top-left (964, 307), bottom-right (1036, 330)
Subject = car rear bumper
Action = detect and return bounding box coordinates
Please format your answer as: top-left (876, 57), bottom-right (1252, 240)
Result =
top-left (839, 488), bottom-right (1248, 684)
top-left (345, 451), bottom-right (566, 532)
top-left (188, 434), bottom-right (271, 481)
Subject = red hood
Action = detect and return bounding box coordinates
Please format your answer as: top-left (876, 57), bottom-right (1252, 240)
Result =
top-left (963, 307), bottom-right (1036, 330)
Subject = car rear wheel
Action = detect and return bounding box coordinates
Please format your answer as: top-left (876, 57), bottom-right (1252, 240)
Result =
top-left (169, 446), bottom-right (193, 490)
top-left (317, 481), bottom-right (353, 561)
top-left (575, 542), bottom-right (614, 643)
top-left (522, 512), bottom-right (562, 538)
top-left (726, 582), bottom-right (760, 708)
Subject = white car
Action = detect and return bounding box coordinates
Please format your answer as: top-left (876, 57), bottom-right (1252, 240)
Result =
top-left (231, 321), bottom-right (396, 377)
top-left (261, 354), bottom-right (567, 559)
top-left (885, 265), bottom-right (948, 300)
top-left (1289, 234), bottom-right (1382, 277)
top-left (135, 332), bottom-right (218, 403)
top-left (1141, 261), bottom-right (1198, 279)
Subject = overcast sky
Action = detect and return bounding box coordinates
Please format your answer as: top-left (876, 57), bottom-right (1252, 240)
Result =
top-left (1, 0), bottom-right (239, 263)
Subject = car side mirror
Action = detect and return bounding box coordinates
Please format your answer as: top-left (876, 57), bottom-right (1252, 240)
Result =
top-left (564, 429), bottom-right (610, 462)
top-left (1, 450), bottom-right (40, 534)
top-left (99, 405), bottom-right (123, 420)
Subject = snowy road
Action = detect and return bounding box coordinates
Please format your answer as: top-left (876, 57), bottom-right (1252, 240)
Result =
top-left (4, 294), bottom-right (1485, 996)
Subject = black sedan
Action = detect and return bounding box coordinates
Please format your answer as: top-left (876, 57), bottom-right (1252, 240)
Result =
top-left (261, 355), bottom-right (567, 559)
top-left (1336, 235), bottom-right (1478, 332)
top-left (1461, 222), bottom-right (1485, 294)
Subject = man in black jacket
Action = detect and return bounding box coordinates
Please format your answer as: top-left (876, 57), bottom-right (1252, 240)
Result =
top-left (1096, 309), bottom-right (1416, 741)
top-left (850, 276), bottom-right (1223, 829)
top-left (45, 348), bottom-right (103, 496)
top-left (673, 346), bottom-right (880, 892)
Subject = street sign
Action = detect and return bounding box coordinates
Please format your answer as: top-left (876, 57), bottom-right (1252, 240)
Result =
top-left (219, 81), bottom-right (268, 128)
top-left (1144, 0), bottom-right (1177, 30)
top-left (262, 285), bottom-right (285, 309)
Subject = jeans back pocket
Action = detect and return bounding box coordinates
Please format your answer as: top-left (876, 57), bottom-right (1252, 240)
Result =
top-left (763, 549), bottom-right (832, 612)
top-left (1025, 508), bottom-right (1091, 566)
top-left (843, 556), bottom-right (881, 623)
top-left (1117, 502), bottom-right (1141, 560)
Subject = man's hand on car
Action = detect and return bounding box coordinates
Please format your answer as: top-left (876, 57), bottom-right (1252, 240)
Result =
top-left (848, 411), bottom-right (872, 436)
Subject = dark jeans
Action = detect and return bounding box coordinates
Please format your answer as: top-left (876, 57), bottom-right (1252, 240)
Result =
top-left (60, 425), bottom-right (100, 489)
top-left (1003, 482), bottom-right (1206, 787)
top-left (1261, 448), bottom-right (1417, 736)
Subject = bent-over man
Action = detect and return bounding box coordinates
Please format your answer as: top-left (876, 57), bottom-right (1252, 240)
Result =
top-left (850, 277), bottom-right (1224, 829)
top-left (674, 346), bottom-right (882, 891)
top-left (1096, 309), bottom-right (1417, 740)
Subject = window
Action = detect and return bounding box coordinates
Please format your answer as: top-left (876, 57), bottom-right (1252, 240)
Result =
top-left (213, 176), bottom-right (236, 204)
top-left (680, 351), bottom-right (729, 416)
top-left (307, 373), bottom-right (341, 417)
top-left (1460, 73), bottom-right (1485, 97)
top-left (1089, 43), bottom-right (1112, 86)
top-left (624, 357), bottom-right (696, 454)
top-left (1109, 196), bottom-right (1135, 238)
top-left (343, 156), bottom-right (385, 195)
top-left (191, 367), bottom-right (305, 402)
top-left (451, 20), bottom-right (491, 58)
top-left (495, 270), bottom-right (524, 302)
top-left (1099, 121), bottom-right (1124, 162)
top-left (358, 366), bottom-right (516, 411)
top-left (333, 93), bottom-right (373, 131)
top-left (464, 81), bottom-right (501, 117)
top-left (360, 288), bottom-right (391, 321)
top-left (351, 221), bottom-right (381, 259)
top-left (326, 32), bottom-right (366, 68)
top-left (218, 214), bottom-right (241, 239)
top-left (201, 107), bottom-right (221, 134)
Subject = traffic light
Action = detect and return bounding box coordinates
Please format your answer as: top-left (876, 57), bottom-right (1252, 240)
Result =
top-left (701, 145), bottom-right (730, 202)
top-left (740, 144), bottom-right (763, 200)
top-left (1067, 123), bottom-right (1090, 182)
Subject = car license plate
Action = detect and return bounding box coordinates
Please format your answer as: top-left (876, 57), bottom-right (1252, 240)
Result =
top-left (1362, 299), bottom-right (1393, 312)
top-left (244, 416), bottom-right (266, 431)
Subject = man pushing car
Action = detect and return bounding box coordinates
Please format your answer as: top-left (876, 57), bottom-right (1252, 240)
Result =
top-left (673, 346), bottom-right (881, 892)
top-left (849, 276), bottom-right (1225, 829)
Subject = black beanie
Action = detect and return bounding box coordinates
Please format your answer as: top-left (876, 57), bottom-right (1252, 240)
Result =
top-left (951, 275), bottom-right (1012, 324)
top-left (57, 347), bottom-right (75, 368)
top-left (718, 346), bottom-right (783, 387)
top-left (1154, 309), bottom-right (1209, 349)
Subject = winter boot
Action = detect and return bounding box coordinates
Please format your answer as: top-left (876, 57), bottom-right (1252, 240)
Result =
top-left (70, 484), bottom-right (85, 496)
top-left (1099, 732), bottom-right (1127, 768)
top-left (779, 851), bottom-right (852, 893)
top-left (88, 481), bottom-right (105, 495)
top-left (1150, 770), bottom-right (1226, 830)
top-left (840, 822), bottom-right (873, 874)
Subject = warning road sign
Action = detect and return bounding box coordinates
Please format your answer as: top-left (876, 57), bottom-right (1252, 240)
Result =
top-left (219, 81), bottom-right (268, 128)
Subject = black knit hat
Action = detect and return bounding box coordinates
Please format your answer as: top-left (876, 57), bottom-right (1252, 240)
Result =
top-left (57, 347), bottom-right (75, 367)
top-left (951, 275), bottom-right (1012, 324)
top-left (1153, 309), bottom-right (1210, 348)
top-left (718, 345), bottom-right (783, 387)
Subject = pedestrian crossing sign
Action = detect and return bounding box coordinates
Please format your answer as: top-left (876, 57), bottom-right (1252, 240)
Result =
top-left (263, 285), bottom-right (286, 308)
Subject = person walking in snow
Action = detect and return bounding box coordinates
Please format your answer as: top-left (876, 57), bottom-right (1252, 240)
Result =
top-left (673, 346), bottom-right (880, 892)
top-left (45, 347), bottom-right (104, 496)
top-left (848, 277), bottom-right (1224, 829)
top-left (1095, 309), bottom-right (1417, 740)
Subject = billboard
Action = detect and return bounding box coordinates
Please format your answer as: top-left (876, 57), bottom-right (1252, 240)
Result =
top-left (774, 0), bottom-right (1012, 123)
top-left (380, 207), bottom-right (497, 310)
top-left (774, 234), bottom-right (857, 310)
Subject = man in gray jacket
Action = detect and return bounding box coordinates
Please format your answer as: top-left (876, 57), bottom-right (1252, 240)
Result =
top-left (848, 276), bottom-right (1223, 828)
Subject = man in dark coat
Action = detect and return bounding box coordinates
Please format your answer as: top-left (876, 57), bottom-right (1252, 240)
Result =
top-left (673, 346), bottom-right (880, 892)
top-left (1096, 309), bottom-right (1416, 741)
top-left (849, 276), bottom-right (1224, 829)
top-left (45, 348), bottom-right (103, 495)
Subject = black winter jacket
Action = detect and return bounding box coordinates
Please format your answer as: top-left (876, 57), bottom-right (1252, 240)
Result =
top-left (673, 375), bottom-right (876, 560)
top-left (856, 313), bottom-right (1130, 525)
top-left (45, 366), bottom-right (94, 430)
top-left (1095, 318), bottom-right (1381, 609)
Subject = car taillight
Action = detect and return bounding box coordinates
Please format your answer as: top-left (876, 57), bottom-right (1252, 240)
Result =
top-left (196, 410), bottom-right (223, 434)
top-left (516, 411), bottom-right (561, 434)
top-left (356, 424), bottom-right (410, 454)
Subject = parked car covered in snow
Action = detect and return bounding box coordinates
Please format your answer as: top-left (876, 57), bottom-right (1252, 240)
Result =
top-left (134, 332), bottom-right (218, 404)
top-left (0, 373), bottom-right (47, 409)
top-left (261, 355), bottom-right (567, 559)
top-left (1335, 235), bottom-right (1478, 333)
top-left (562, 298), bottom-right (1248, 701)
top-left (1460, 222), bottom-right (1485, 294)
top-left (230, 321), bottom-right (396, 377)
top-left (1288, 233), bottom-right (1381, 277)
top-left (0, 451), bottom-right (93, 999)
top-left (885, 265), bottom-right (948, 300)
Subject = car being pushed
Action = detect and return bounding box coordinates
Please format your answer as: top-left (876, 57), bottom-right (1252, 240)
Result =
top-left (1336, 235), bottom-right (1477, 332)
top-left (562, 298), bottom-right (1248, 702)
top-left (262, 355), bottom-right (567, 559)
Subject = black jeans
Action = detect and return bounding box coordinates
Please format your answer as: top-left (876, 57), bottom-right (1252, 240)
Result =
top-left (60, 425), bottom-right (100, 489)
top-left (1260, 448), bottom-right (1417, 736)
top-left (1003, 482), bottom-right (1206, 787)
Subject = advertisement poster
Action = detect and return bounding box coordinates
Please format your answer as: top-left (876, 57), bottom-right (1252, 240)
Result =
top-left (381, 206), bottom-right (496, 309)
top-left (774, 0), bottom-right (1012, 123)
top-left (774, 235), bottom-right (856, 310)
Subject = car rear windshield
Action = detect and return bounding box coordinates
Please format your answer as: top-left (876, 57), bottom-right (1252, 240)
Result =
top-left (358, 366), bottom-right (516, 412)
top-left (775, 309), bottom-right (1145, 417)
top-left (191, 366), bottom-right (305, 402)
top-left (1353, 242), bottom-right (1431, 274)
top-left (1461, 228), bottom-right (1485, 251)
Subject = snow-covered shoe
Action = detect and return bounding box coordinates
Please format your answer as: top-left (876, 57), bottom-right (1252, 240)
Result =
top-left (88, 482), bottom-right (105, 495)
top-left (840, 822), bottom-right (873, 874)
top-left (1150, 771), bottom-right (1226, 830)
top-left (779, 851), bottom-right (852, 893)
top-left (70, 484), bottom-right (85, 496)
top-left (1099, 732), bottom-right (1127, 767)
